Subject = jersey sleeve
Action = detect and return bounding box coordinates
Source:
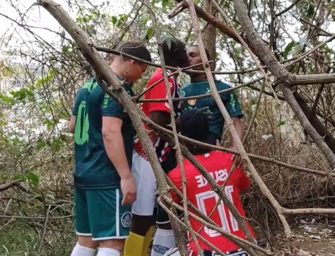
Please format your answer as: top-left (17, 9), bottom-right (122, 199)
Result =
top-left (143, 73), bottom-right (174, 114)
top-left (168, 168), bottom-right (182, 203)
top-left (101, 93), bottom-right (125, 119)
top-left (225, 92), bottom-right (243, 119)
top-left (217, 82), bottom-right (243, 119)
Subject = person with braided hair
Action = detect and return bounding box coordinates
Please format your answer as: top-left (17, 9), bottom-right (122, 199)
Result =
top-left (123, 37), bottom-right (189, 256)
top-left (166, 109), bottom-right (255, 256)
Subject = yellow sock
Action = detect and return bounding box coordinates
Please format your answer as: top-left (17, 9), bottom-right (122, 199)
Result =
top-left (124, 232), bottom-right (145, 256)
top-left (141, 226), bottom-right (155, 256)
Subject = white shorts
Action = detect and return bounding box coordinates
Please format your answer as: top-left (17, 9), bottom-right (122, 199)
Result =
top-left (131, 151), bottom-right (157, 216)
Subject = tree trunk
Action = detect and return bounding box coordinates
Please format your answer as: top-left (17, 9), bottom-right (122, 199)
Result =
top-left (202, 0), bottom-right (216, 70)
top-left (294, 91), bottom-right (335, 153)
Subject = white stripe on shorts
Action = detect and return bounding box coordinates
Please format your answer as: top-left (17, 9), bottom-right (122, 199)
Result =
top-left (116, 189), bottom-right (120, 237)
top-left (75, 231), bottom-right (92, 236)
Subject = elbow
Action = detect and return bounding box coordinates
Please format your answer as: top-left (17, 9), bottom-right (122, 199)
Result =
top-left (68, 116), bottom-right (76, 134)
top-left (102, 127), bottom-right (111, 141)
top-left (69, 126), bottom-right (75, 134)
top-left (102, 126), bottom-right (117, 143)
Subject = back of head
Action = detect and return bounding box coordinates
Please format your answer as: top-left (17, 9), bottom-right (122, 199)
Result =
top-left (116, 41), bottom-right (152, 63)
top-left (180, 109), bottom-right (214, 154)
top-left (161, 37), bottom-right (188, 68)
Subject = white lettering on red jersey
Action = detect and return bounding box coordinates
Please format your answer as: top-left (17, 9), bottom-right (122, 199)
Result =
top-left (168, 151), bottom-right (255, 255)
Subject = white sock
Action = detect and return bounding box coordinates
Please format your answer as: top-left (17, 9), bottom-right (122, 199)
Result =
top-left (151, 228), bottom-right (176, 256)
top-left (97, 247), bottom-right (121, 256)
top-left (70, 243), bottom-right (96, 256)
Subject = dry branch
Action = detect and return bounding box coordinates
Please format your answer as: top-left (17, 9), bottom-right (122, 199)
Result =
top-left (232, 0), bottom-right (335, 171)
top-left (174, 0), bottom-right (241, 43)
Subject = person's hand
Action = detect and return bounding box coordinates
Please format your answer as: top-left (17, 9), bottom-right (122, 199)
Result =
top-left (121, 175), bottom-right (137, 205)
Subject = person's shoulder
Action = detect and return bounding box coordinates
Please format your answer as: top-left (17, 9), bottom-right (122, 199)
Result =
top-left (89, 83), bottom-right (103, 96)
top-left (147, 68), bottom-right (163, 83)
top-left (180, 81), bottom-right (198, 92)
top-left (168, 166), bottom-right (181, 181)
top-left (215, 80), bottom-right (231, 89)
top-left (87, 84), bottom-right (107, 105)
top-left (210, 151), bottom-right (234, 163)
top-left (180, 83), bottom-right (190, 91)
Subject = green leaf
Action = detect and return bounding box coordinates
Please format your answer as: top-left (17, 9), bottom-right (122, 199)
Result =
top-left (62, 45), bottom-right (70, 53)
top-left (144, 27), bottom-right (155, 42)
top-left (51, 138), bottom-right (64, 151)
top-left (111, 16), bottom-right (117, 25)
top-left (162, 0), bottom-right (169, 8)
top-left (43, 119), bottom-right (56, 129)
top-left (0, 93), bottom-right (14, 105)
top-left (116, 14), bottom-right (128, 27)
top-left (278, 121), bottom-right (286, 126)
top-left (10, 87), bottom-right (34, 102)
top-left (306, 3), bottom-right (315, 18)
top-left (25, 172), bottom-right (39, 188)
top-left (292, 44), bottom-right (303, 57)
top-left (34, 69), bottom-right (56, 89)
top-left (36, 138), bottom-right (47, 150)
top-left (283, 41), bottom-right (297, 60)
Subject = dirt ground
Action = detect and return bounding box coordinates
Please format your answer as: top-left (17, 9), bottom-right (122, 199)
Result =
top-left (269, 219), bottom-right (335, 256)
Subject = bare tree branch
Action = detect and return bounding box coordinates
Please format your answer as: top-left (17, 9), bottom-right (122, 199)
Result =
top-left (233, 0), bottom-right (335, 171)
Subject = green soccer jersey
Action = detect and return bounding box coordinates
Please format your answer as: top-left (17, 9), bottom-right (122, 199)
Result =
top-left (72, 78), bottom-right (97, 165)
top-left (180, 80), bottom-right (243, 140)
top-left (74, 82), bottom-right (135, 189)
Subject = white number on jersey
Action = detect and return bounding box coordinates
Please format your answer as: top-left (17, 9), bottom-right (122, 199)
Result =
top-left (195, 186), bottom-right (238, 237)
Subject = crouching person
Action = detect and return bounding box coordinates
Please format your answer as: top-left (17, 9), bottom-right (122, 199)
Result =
top-left (165, 109), bottom-right (256, 256)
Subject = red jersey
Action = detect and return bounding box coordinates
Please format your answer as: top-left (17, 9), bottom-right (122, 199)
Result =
top-left (134, 68), bottom-right (179, 171)
top-left (141, 68), bottom-right (178, 116)
top-left (168, 151), bottom-right (255, 255)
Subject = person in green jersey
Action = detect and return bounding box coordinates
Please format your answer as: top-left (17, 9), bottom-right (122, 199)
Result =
top-left (69, 42), bottom-right (151, 256)
top-left (180, 45), bottom-right (243, 149)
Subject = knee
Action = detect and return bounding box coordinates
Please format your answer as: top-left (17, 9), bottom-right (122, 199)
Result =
top-left (78, 236), bottom-right (98, 249)
top-left (131, 214), bottom-right (155, 236)
top-left (99, 239), bottom-right (125, 251)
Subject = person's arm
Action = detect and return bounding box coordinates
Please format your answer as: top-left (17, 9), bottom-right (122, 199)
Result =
top-left (102, 116), bottom-right (136, 205)
top-left (222, 87), bottom-right (244, 149)
top-left (230, 117), bottom-right (244, 149)
top-left (68, 115), bottom-right (76, 134)
top-left (168, 168), bottom-right (182, 204)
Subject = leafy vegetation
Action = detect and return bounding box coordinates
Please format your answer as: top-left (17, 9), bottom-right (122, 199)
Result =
top-left (0, 0), bottom-right (335, 254)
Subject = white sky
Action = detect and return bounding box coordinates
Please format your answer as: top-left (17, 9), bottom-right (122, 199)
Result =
top-left (1, 0), bottom-right (334, 45)
top-left (0, 0), bottom-right (131, 55)
top-left (0, 0), bottom-right (334, 68)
